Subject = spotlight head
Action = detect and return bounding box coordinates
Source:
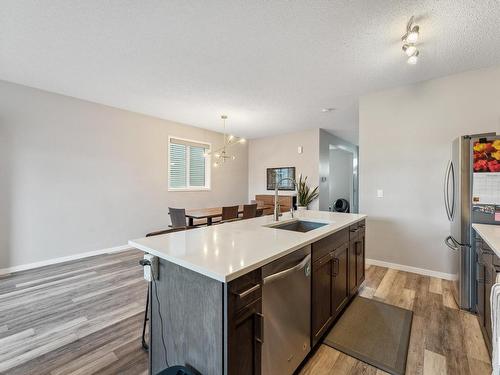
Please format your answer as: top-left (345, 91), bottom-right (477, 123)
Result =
top-left (402, 44), bottom-right (417, 57)
top-left (405, 25), bottom-right (419, 44)
top-left (407, 50), bottom-right (419, 65)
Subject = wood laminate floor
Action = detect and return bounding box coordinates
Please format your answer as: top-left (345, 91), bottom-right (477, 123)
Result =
top-left (0, 251), bottom-right (492, 374)
top-left (0, 250), bottom-right (148, 375)
top-left (300, 266), bottom-right (492, 375)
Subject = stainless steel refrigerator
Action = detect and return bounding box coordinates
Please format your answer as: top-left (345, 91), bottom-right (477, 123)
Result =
top-left (444, 133), bottom-right (498, 310)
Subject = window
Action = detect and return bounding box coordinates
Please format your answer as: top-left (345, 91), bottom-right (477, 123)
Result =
top-left (168, 137), bottom-right (210, 190)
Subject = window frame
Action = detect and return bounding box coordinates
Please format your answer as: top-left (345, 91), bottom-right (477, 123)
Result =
top-left (168, 135), bottom-right (211, 192)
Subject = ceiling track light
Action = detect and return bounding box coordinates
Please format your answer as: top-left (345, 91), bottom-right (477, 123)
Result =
top-left (402, 43), bottom-right (417, 57)
top-left (402, 16), bottom-right (419, 44)
top-left (407, 50), bottom-right (419, 65)
top-left (401, 16), bottom-right (421, 64)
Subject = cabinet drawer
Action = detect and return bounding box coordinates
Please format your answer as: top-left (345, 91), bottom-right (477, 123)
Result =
top-left (349, 219), bottom-right (365, 230)
top-left (349, 226), bottom-right (364, 241)
top-left (349, 220), bottom-right (365, 236)
top-left (228, 268), bottom-right (262, 313)
top-left (312, 229), bottom-right (349, 262)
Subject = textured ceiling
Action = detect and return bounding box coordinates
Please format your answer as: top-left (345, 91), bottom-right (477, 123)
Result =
top-left (1, 1), bottom-right (500, 144)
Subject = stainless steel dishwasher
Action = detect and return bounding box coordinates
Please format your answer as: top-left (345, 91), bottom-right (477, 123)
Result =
top-left (262, 245), bottom-right (311, 375)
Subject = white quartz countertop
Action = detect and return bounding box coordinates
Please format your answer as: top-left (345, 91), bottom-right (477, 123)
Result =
top-left (473, 223), bottom-right (500, 257)
top-left (129, 210), bottom-right (366, 282)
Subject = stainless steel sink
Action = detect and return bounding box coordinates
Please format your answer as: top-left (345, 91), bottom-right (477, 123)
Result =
top-left (270, 220), bottom-right (327, 233)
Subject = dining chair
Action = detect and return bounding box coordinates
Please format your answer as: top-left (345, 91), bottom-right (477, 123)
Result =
top-left (242, 203), bottom-right (257, 219)
top-left (222, 205), bottom-right (239, 221)
top-left (168, 207), bottom-right (187, 228)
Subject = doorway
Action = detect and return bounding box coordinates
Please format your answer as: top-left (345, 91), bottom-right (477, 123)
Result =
top-left (329, 147), bottom-right (354, 212)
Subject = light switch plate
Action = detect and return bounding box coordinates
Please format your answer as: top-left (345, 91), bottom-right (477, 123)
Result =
top-left (377, 189), bottom-right (384, 198)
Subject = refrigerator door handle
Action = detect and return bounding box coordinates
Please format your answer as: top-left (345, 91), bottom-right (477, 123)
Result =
top-left (443, 161), bottom-right (452, 221)
top-left (444, 236), bottom-right (459, 251)
top-left (448, 161), bottom-right (455, 220)
top-left (449, 235), bottom-right (471, 248)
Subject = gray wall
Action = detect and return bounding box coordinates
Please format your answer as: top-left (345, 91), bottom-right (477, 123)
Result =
top-left (359, 65), bottom-right (500, 276)
top-left (319, 129), bottom-right (359, 212)
top-left (0, 80), bottom-right (248, 269)
top-left (248, 128), bottom-right (320, 209)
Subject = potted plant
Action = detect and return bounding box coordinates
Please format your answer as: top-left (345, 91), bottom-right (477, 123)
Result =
top-left (297, 175), bottom-right (319, 210)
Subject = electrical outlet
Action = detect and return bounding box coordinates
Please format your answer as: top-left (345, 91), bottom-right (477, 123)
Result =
top-left (377, 189), bottom-right (384, 198)
top-left (143, 253), bottom-right (158, 282)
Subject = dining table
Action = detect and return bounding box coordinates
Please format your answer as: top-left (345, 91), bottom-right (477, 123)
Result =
top-left (185, 204), bottom-right (273, 226)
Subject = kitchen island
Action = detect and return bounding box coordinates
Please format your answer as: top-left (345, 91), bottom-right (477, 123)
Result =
top-left (129, 210), bottom-right (366, 375)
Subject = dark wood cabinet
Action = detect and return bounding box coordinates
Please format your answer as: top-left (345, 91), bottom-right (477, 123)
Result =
top-left (356, 229), bottom-right (366, 287)
top-left (311, 252), bottom-right (334, 345)
top-left (227, 269), bottom-right (263, 375)
top-left (475, 233), bottom-right (499, 356)
top-left (476, 243), bottom-right (486, 328)
top-left (228, 298), bottom-right (263, 375)
top-left (311, 247), bottom-right (350, 346)
top-left (485, 265), bottom-right (493, 344)
top-left (332, 244), bottom-right (349, 317)
top-left (348, 237), bottom-right (358, 295)
top-left (311, 221), bottom-right (366, 347)
top-left (348, 221), bottom-right (365, 295)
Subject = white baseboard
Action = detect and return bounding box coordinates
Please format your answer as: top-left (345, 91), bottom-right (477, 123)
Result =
top-left (366, 258), bottom-right (458, 281)
top-left (0, 245), bottom-right (132, 276)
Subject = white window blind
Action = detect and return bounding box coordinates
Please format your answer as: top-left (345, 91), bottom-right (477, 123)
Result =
top-left (169, 143), bottom-right (187, 189)
top-left (169, 137), bottom-right (210, 190)
top-left (189, 146), bottom-right (206, 187)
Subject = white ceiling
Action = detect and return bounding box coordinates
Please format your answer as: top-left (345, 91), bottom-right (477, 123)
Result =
top-left (2, 1), bottom-right (500, 144)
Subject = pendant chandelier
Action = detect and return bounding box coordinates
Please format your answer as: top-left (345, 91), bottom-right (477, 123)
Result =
top-left (205, 115), bottom-right (245, 167)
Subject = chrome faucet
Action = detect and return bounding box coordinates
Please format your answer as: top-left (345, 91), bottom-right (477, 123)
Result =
top-left (274, 177), bottom-right (297, 221)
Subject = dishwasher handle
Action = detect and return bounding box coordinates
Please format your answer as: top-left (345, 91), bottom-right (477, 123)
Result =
top-left (263, 254), bottom-right (311, 285)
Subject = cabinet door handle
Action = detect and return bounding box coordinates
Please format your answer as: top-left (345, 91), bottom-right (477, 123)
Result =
top-left (255, 312), bottom-right (264, 344)
top-left (355, 241), bottom-right (363, 255)
top-left (350, 228), bottom-right (360, 233)
top-left (234, 284), bottom-right (260, 299)
top-left (332, 258), bottom-right (339, 277)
